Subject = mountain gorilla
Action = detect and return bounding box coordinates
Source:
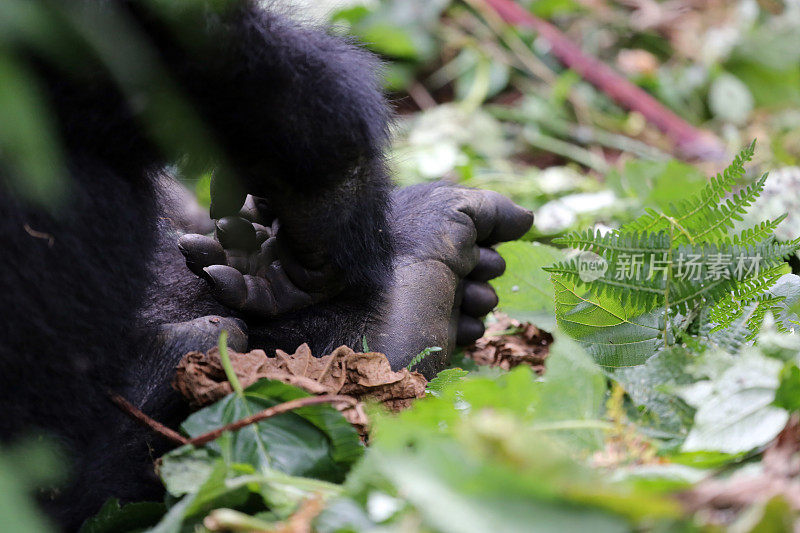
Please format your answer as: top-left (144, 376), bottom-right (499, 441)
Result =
top-left (0, 0), bottom-right (533, 529)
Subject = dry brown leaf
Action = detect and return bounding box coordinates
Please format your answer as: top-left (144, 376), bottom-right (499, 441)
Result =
top-left (172, 343), bottom-right (426, 435)
top-left (465, 316), bottom-right (552, 372)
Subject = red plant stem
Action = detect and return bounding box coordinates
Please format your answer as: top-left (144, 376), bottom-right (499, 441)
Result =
top-left (108, 392), bottom-right (189, 446)
top-left (110, 390), bottom-right (357, 450)
top-left (481, 0), bottom-right (725, 160)
top-left (185, 395), bottom-right (356, 448)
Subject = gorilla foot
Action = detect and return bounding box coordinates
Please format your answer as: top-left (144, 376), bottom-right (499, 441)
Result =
top-left (368, 183), bottom-right (533, 376)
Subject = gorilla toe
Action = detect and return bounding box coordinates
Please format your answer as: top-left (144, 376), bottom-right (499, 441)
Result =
top-left (467, 247), bottom-right (506, 282)
top-left (461, 280), bottom-right (499, 318)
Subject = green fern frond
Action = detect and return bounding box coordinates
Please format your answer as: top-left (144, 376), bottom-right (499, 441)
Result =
top-left (547, 239), bottom-right (800, 317)
top-left (675, 139), bottom-right (754, 221)
top-left (622, 141), bottom-right (756, 237)
top-left (551, 230), bottom-right (671, 264)
top-left (406, 346), bottom-right (442, 370)
top-left (685, 173), bottom-right (768, 242)
top-left (708, 265), bottom-right (786, 332)
top-left (730, 214), bottom-right (786, 246)
top-left (548, 142), bottom-right (799, 365)
top-left (745, 296), bottom-right (788, 339)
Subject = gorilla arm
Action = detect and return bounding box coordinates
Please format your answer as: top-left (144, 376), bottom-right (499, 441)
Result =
top-left (154, 1), bottom-right (534, 372)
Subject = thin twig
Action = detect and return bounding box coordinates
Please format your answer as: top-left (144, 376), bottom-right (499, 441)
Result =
top-left (185, 395), bottom-right (357, 448)
top-left (107, 391), bottom-right (189, 446)
top-left (476, 0), bottom-right (726, 160)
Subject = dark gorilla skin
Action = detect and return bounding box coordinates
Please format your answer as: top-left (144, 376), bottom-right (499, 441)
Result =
top-left (0, 1), bottom-right (532, 530)
top-left (180, 183), bottom-right (532, 377)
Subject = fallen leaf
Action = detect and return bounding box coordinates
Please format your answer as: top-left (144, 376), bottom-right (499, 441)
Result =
top-left (465, 315), bottom-right (552, 371)
top-left (173, 343), bottom-right (427, 436)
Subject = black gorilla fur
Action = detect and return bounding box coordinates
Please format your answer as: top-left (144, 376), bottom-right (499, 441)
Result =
top-left (0, 1), bottom-right (533, 530)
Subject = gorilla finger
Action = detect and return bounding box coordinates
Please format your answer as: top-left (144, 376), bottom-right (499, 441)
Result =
top-left (456, 315), bottom-right (485, 345)
top-left (179, 234), bottom-right (228, 276)
top-left (460, 190), bottom-right (533, 245)
top-left (467, 247), bottom-right (506, 281)
top-left (215, 216), bottom-right (259, 251)
top-left (237, 269), bottom-right (314, 316)
top-left (452, 280), bottom-right (465, 310)
top-left (259, 266), bottom-right (315, 313)
top-left (202, 265), bottom-right (247, 308)
top-left (210, 169), bottom-right (247, 219)
top-left (482, 191), bottom-right (534, 245)
top-left (225, 251), bottom-right (250, 274)
top-left (461, 280), bottom-right (499, 317)
top-left (252, 223), bottom-right (272, 245)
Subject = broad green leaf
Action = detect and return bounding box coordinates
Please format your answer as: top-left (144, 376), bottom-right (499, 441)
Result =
top-left (357, 24), bottom-right (417, 58)
top-left (774, 362), bottom-right (800, 413)
top-left (678, 350), bottom-right (788, 453)
top-left (533, 334), bottom-right (606, 451)
top-left (729, 496), bottom-right (795, 533)
top-left (0, 441), bottom-right (62, 533)
top-left (157, 447), bottom-right (215, 498)
top-left (79, 500), bottom-right (165, 533)
top-left (374, 338), bottom-right (605, 454)
top-left (145, 461), bottom-right (249, 533)
top-left (371, 448), bottom-right (630, 533)
top-left (605, 159), bottom-right (707, 212)
top-left (427, 368), bottom-right (469, 396)
top-left (727, 59), bottom-right (800, 108)
top-left (492, 241), bottom-right (564, 330)
top-left (613, 347), bottom-right (696, 441)
top-left (343, 0), bottom-right (450, 62)
top-left (180, 379), bottom-right (362, 482)
top-left (552, 274), bottom-right (675, 367)
top-left (313, 498), bottom-right (376, 533)
top-left (0, 49), bottom-right (66, 209)
top-left (148, 457), bottom-right (342, 532)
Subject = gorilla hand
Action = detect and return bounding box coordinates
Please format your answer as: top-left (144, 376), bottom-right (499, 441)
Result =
top-left (178, 194), bottom-right (343, 317)
top-left (368, 183), bottom-right (533, 376)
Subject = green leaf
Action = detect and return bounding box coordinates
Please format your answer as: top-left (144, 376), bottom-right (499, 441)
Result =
top-left (605, 159), bottom-right (707, 212)
top-left (427, 368), bottom-right (469, 396)
top-left (146, 460), bottom-right (250, 533)
top-left (369, 448), bottom-right (630, 533)
top-left (533, 334), bottom-right (606, 451)
top-left (774, 362), bottom-right (800, 413)
top-left (678, 350), bottom-right (788, 453)
top-left (0, 440), bottom-right (63, 533)
top-left (730, 497), bottom-right (796, 533)
top-left (180, 379), bottom-right (363, 482)
top-left (492, 241), bottom-right (564, 330)
top-left (313, 498), bottom-right (376, 533)
top-left (552, 274), bottom-right (675, 366)
top-left (727, 59), bottom-right (800, 108)
top-left (549, 146), bottom-right (800, 361)
top-left (0, 48), bottom-right (66, 209)
top-left (157, 447), bottom-right (216, 498)
top-left (79, 499), bottom-right (165, 533)
top-left (613, 347), bottom-right (696, 441)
